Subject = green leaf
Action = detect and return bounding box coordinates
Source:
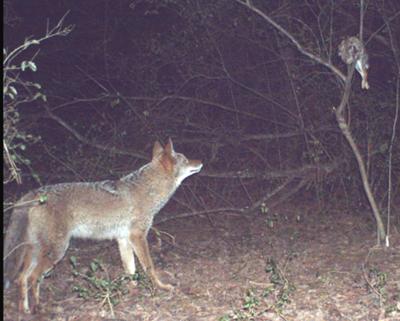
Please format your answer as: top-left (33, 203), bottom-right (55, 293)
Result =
top-left (32, 92), bottom-right (47, 102)
top-left (90, 261), bottom-right (98, 272)
top-left (21, 61), bottom-right (37, 72)
top-left (9, 86), bottom-right (18, 95)
top-left (38, 194), bottom-right (48, 204)
top-left (21, 61), bottom-right (28, 71)
top-left (28, 61), bottom-right (37, 72)
top-left (70, 256), bottom-right (77, 268)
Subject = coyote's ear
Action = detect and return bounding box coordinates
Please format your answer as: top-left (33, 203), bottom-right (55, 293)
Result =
top-left (165, 138), bottom-right (175, 155)
top-left (152, 141), bottom-right (164, 159)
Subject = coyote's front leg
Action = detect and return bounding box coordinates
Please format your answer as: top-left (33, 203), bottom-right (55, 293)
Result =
top-left (130, 230), bottom-right (174, 291)
top-left (117, 238), bottom-right (139, 288)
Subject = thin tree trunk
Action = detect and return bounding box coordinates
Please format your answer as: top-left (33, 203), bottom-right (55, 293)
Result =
top-left (335, 65), bottom-right (386, 245)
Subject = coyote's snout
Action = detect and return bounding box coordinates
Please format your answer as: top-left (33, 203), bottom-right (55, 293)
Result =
top-left (4, 138), bottom-right (202, 314)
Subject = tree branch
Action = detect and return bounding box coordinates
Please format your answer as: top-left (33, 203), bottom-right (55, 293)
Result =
top-left (45, 105), bottom-right (148, 160)
top-left (234, 0), bottom-right (346, 83)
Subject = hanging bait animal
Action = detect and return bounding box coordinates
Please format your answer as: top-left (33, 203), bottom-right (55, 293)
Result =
top-left (338, 36), bottom-right (370, 90)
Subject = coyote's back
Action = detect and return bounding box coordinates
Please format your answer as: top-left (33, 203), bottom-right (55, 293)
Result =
top-left (3, 138), bottom-right (202, 314)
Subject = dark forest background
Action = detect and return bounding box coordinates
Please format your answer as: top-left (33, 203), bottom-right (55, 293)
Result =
top-left (3, 0), bottom-right (400, 231)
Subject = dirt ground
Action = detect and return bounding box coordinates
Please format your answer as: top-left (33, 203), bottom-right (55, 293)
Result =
top-left (3, 202), bottom-right (400, 321)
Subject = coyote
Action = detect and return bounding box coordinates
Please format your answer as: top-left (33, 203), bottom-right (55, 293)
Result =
top-left (4, 138), bottom-right (202, 314)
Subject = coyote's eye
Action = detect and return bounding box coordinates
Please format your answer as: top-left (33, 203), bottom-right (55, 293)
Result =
top-left (176, 154), bottom-right (187, 164)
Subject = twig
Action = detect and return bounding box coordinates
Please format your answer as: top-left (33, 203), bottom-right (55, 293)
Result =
top-left (45, 105), bottom-right (147, 160)
top-left (234, 0), bottom-right (346, 83)
top-left (3, 138), bottom-right (21, 184)
top-left (155, 207), bottom-right (245, 225)
top-left (247, 179), bottom-right (293, 213)
top-left (3, 11), bottom-right (73, 66)
top-left (3, 198), bottom-right (41, 212)
top-left (3, 241), bottom-right (34, 261)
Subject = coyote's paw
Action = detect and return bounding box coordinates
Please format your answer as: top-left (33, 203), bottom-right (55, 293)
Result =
top-left (18, 301), bottom-right (31, 315)
top-left (154, 279), bottom-right (174, 291)
top-left (129, 280), bottom-right (138, 287)
top-left (127, 280), bottom-right (140, 295)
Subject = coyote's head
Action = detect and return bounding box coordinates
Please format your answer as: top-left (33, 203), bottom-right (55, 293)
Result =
top-left (152, 138), bottom-right (202, 186)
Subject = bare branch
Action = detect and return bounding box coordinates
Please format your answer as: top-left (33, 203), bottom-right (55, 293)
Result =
top-left (203, 160), bottom-right (340, 179)
top-left (234, 0), bottom-right (346, 82)
top-left (45, 105), bottom-right (148, 160)
top-left (3, 11), bottom-right (73, 66)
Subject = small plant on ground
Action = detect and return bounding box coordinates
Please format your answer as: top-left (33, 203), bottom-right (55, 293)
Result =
top-left (363, 266), bottom-right (400, 318)
top-left (219, 257), bottom-right (296, 320)
top-left (264, 257), bottom-right (296, 311)
top-left (69, 256), bottom-right (142, 316)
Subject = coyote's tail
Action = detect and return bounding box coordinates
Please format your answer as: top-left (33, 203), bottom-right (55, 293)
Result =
top-left (3, 193), bottom-right (33, 289)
